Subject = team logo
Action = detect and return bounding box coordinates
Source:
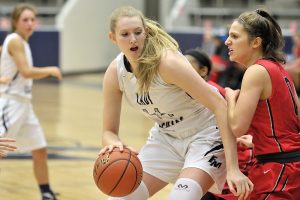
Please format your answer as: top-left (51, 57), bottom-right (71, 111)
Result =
top-left (99, 154), bottom-right (110, 165)
top-left (208, 155), bottom-right (222, 168)
top-left (175, 184), bottom-right (190, 192)
top-left (93, 154), bottom-right (110, 176)
top-left (177, 184), bottom-right (188, 189)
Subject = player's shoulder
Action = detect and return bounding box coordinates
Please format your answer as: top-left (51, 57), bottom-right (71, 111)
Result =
top-left (106, 59), bottom-right (118, 76)
top-left (245, 64), bottom-right (269, 79)
top-left (159, 49), bottom-right (185, 71)
top-left (7, 33), bottom-right (23, 43)
top-left (161, 49), bottom-right (182, 61)
top-left (7, 33), bottom-right (24, 50)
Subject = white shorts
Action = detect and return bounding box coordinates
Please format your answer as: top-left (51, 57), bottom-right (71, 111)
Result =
top-left (138, 126), bottom-right (226, 193)
top-left (0, 98), bottom-right (47, 152)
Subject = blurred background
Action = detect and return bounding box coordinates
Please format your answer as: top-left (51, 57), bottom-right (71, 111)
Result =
top-left (0, 1), bottom-right (300, 199)
top-left (0, 0), bottom-right (299, 74)
top-left (1, 0), bottom-right (300, 91)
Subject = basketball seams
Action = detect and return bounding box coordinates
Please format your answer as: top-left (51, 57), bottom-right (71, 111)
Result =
top-left (93, 148), bottom-right (143, 197)
top-left (128, 158), bottom-right (142, 193)
top-left (108, 150), bottom-right (132, 195)
top-left (95, 158), bottom-right (130, 184)
top-left (94, 150), bottom-right (132, 182)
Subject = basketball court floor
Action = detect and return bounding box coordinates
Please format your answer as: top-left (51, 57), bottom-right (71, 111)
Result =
top-left (0, 74), bottom-right (172, 199)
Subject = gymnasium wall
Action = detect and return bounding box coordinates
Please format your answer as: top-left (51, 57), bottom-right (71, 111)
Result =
top-left (56, 0), bottom-right (144, 74)
top-left (170, 33), bottom-right (294, 56)
top-left (0, 0), bottom-right (295, 74)
top-left (0, 30), bottom-right (59, 67)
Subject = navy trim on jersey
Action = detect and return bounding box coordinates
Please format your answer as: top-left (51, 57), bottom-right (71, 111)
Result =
top-left (5, 71), bottom-right (19, 94)
top-left (123, 55), bottom-right (132, 73)
top-left (1, 101), bottom-right (9, 133)
top-left (11, 71), bottom-right (19, 81)
top-left (204, 143), bottom-right (224, 156)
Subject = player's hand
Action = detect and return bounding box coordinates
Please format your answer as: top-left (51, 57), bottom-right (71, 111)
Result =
top-left (99, 142), bottom-right (138, 155)
top-left (237, 135), bottom-right (253, 149)
top-left (226, 168), bottom-right (254, 200)
top-left (49, 67), bottom-right (62, 80)
top-left (0, 77), bottom-right (11, 84)
top-left (0, 138), bottom-right (17, 158)
top-left (225, 87), bottom-right (240, 102)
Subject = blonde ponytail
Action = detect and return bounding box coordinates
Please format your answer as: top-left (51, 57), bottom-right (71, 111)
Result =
top-left (137, 19), bottom-right (179, 92)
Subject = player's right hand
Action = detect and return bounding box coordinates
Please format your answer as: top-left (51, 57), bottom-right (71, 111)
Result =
top-left (49, 66), bottom-right (62, 80)
top-left (99, 142), bottom-right (138, 155)
top-left (237, 134), bottom-right (253, 149)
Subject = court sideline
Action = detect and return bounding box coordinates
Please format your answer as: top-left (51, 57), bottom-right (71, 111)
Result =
top-left (0, 74), bottom-right (172, 200)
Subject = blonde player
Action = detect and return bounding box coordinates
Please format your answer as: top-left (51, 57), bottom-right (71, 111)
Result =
top-left (99, 6), bottom-right (253, 200)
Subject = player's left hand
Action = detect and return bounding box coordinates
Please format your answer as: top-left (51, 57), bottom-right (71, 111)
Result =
top-left (225, 87), bottom-right (240, 102)
top-left (226, 168), bottom-right (254, 200)
top-left (0, 77), bottom-right (11, 84)
top-left (0, 138), bottom-right (17, 158)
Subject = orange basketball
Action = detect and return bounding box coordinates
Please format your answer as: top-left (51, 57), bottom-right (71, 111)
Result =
top-left (93, 147), bottom-right (143, 197)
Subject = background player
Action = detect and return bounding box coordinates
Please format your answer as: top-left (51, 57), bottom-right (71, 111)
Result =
top-left (0, 3), bottom-right (62, 200)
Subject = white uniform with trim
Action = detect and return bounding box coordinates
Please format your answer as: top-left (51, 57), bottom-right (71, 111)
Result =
top-left (0, 33), bottom-right (33, 98)
top-left (0, 33), bottom-right (46, 152)
top-left (115, 52), bottom-right (226, 193)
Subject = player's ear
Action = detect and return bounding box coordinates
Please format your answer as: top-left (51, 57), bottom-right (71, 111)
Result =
top-left (252, 36), bottom-right (262, 49)
top-left (109, 32), bottom-right (116, 44)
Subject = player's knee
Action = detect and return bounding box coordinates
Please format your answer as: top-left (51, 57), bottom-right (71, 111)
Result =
top-left (108, 181), bottom-right (149, 200)
top-left (168, 178), bottom-right (203, 200)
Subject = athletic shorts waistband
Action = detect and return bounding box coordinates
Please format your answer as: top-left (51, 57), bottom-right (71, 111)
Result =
top-left (256, 149), bottom-right (300, 164)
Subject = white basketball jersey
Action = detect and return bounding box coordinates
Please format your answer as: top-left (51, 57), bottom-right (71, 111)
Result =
top-left (0, 33), bottom-right (33, 99)
top-left (116, 53), bottom-right (221, 140)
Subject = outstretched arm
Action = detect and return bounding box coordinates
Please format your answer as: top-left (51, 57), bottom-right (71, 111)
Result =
top-left (159, 50), bottom-right (253, 199)
top-left (8, 37), bottom-right (62, 80)
top-left (99, 60), bottom-right (138, 155)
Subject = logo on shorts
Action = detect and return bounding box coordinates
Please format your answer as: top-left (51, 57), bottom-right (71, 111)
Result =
top-left (208, 155), bottom-right (222, 168)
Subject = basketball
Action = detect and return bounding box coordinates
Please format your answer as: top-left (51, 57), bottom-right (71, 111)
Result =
top-left (93, 147), bottom-right (143, 197)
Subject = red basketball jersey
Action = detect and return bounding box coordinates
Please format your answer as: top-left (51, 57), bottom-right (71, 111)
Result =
top-left (248, 60), bottom-right (300, 156)
top-left (208, 80), bottom-right (225, 97)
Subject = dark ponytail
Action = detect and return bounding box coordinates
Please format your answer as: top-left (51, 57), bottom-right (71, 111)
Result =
top-left (237, 9), bottom-right (286, 64)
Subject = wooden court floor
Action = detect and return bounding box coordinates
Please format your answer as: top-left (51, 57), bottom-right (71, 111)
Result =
top-left (0, 74), bottom-right (172, 200)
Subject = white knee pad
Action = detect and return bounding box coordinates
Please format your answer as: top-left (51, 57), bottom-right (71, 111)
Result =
top-left (168, 178), bottom-right (203, 200)
top-left (108, 181), bottom-right (149, 200)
